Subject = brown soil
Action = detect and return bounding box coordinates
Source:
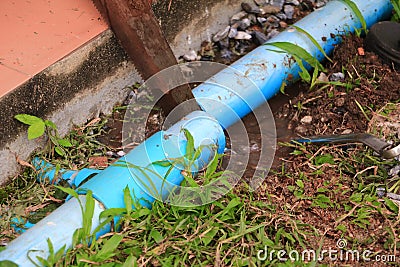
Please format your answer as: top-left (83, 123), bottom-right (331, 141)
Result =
top-left (257, 34), bottom-right (400, 265)
top-left (277, 35), bottom-right (400, 137)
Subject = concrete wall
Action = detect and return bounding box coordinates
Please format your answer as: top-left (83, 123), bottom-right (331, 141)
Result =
top-left (0, 31), bottom-right (142, 185)
top-left (0, 0), bottom-right (243, 185)
top-left (154, 0), bottom-right (248, 57)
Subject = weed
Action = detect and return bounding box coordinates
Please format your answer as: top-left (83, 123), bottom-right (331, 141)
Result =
top-left (265, 36), bottom-right (328, 89)
top-left (391, 0), bottom-right (400, 22)
top-left (341, 0), bottom-right (368, 36)
top-left (291, 25), bottom-right (333, 63)
top-left (354, 99), bottom-right (371, 121)
top-left (14, 114), bottom-right (72, 157)
top-left (32, 239), bottom-right (66, 267)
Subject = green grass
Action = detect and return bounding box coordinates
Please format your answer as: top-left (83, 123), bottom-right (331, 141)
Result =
top-left (2, 51), bottom-right (400, 266)
top-left (3, 135), bottom-right (400, 266)
top-left (340, 0), bottom-right (368, 36)
top-left (391, 0), bottom-right (400, 22)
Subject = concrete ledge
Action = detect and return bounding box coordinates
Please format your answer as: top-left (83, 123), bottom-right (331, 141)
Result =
top-left (0, 30), bottom-right (142, 185)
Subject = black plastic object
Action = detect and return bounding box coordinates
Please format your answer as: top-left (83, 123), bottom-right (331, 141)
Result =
top-left (364, 21), bottom-right (400, 69)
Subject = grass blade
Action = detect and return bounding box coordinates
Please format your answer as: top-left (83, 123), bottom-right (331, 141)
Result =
top-left (341, 0), bottom-right (367, 33)
top-left (292, 25), bottom-right (333, 63)
top-left (266, 42), bottom-right (325, 71)
top-left (391, 0), bottom-right (400, 21)
top-left (183, 128), bottom-right (195, 160)
top-left (354, 99), bottom-right (370, 121)
top-left (95, 234), bottom-right (123, 261)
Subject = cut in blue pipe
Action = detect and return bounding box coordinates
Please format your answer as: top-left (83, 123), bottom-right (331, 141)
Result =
top-left (0, 0), bottom-right (393, 265)
top-left (32, 158), bottom-right (101, 187)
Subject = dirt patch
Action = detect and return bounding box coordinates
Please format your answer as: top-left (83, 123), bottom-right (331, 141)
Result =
top-left (277, 35), bottom-right (400, 137)
top-left (257, 33), bottom-right (400, 264)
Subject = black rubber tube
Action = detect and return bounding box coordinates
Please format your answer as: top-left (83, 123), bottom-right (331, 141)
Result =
top-left (364, 21), bottom-right (400, 70)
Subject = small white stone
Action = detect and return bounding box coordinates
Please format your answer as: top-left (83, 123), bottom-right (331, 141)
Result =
top-left (212, 25), bottom-right (230, 42)
top-left (257, 17), bottom-right (267, 24)
top-left (234, 31), bottom-right (252, 40)
top-left (230, 11), bottom-right (248, 23)
top-left (295, 125), bottom-right (307, 134)
top-left (341, 129), bottom-right (352, 134)
top-left (117, 151), bottom-right (126, 157)
top-left (250, 143), bottom-right (259, 151)
top-left (228, 27), bottom-right (238, 38)
top-left (300, 115), bottom-right (313, 124)
top-left (317, 72), bottom-right (329, 82)
top-left (183, 49), bottom-right (200, 61)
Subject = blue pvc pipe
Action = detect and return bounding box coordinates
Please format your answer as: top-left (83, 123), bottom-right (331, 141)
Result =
top-left (76, 110), bottom-right (225, 210)
top-left (0, 0), bottom-right (393, 265)
top-left (32, 158), bottom-right (100, 187)
top-left (0, 196), bottom-right (107, 264)
top-left (0, 111), bottom-right (225, 266)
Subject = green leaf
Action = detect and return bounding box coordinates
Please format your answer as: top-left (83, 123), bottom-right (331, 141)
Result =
top-left (14, 114), bottom-right (43, 126)
top-left (392, 0), bottom-right (400, 21)
top-left (47, 238), bottom-right (54, 260)
top-left (54, 244), bottom-right (66, 263)
top-left (310, 62), bottom-right (320, 89)
top-left (287, 185), bottom-right (295, 192)
top-left (295, 55), bottom-right (311, 83)
top-left (0, 260), bottom-right (19, 267)
top-left (99, 208), bottom-right (127, 219)
top-left (279, 81), bottom-right (287, 94)
top-left (58, 138), bottom-right (72, 147)
top-left (201, 228), bottom-right (218, 246)
top-left (340, 0), bottom-right (367, 33)
top-left (385, 198), bottom-right (399, 213)
top-left (192, 145), bottom-right (204, 162)
top-left (295, 179), bottom-right (304, 189)
top-left (137, 208), bottom-right (151, 217)
top-left (291, 150), bottom-right (303, 156)
top-left (54, 186), bottom-right (85, 224)
top-left (349, 192), bottom-right (363, 203)
top-left (123, 186), bottom-right (133, 214)
top-left (266, 42), bottom-right (325, 72)
top-left (150, 229), bottom-right (163, 243)
top-left (55, 186), bottom-right (80, 201)
top-left (27, 122), bottom-right (45, 140)
top-left (317, 188), bottom-right (328, 193)
top-left (314, 154), bottom-right (335, 165)
top-left (292, 25), bottom-right (333, 63)
top-left (182, 128), bottom-right (195, 160)
top-left (152, 160), bottom-right (172, 167)
top-left (95, 234), bottom-right (123, 261)
top-left (218, 197), bottom-right (242, 219)
top-left (44, 120), bottom-right (57, 130)
top-left (205, 152), bottom-right (219, 178)
top-left (122, 255), bottom-right (138, 267)
top-left (335, 224), bottom-right (347, 233)
top-left (34, 256), bottom-right (48, 266)
top-left (312, 194), bottom-right (332, 208)
top-left (83, 190), bottom-right (95, 238)
top-left (183, 173), bottom-right (199, 188)
top-left (54, 146), bottom-right (65, 156)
